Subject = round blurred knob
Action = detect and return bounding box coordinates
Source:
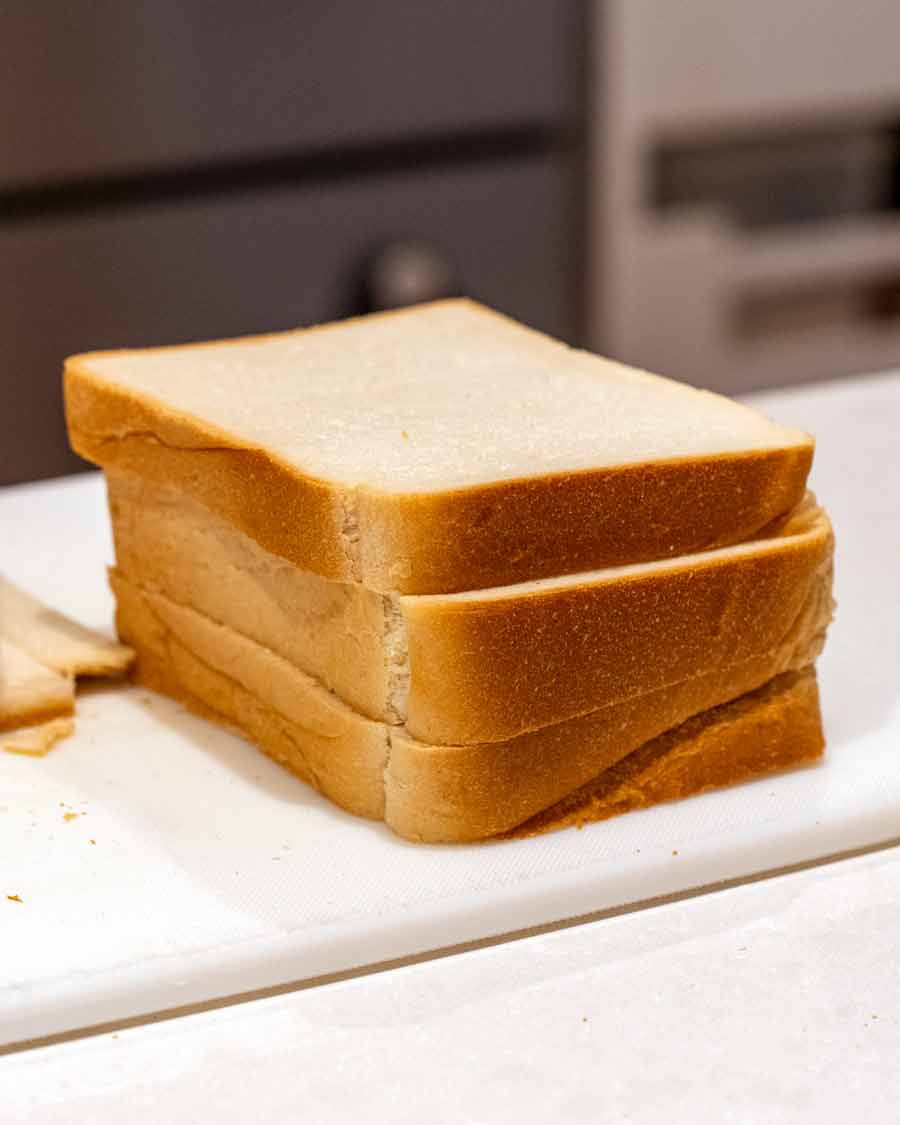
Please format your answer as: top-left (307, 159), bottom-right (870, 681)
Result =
top-left (364, 239), bottom-right (462, 311)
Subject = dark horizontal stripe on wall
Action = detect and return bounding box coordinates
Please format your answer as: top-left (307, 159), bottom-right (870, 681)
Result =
top-left (0, 124), bottom-right (573, 224)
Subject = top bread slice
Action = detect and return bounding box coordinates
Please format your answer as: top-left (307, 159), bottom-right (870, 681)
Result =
top-left (65, 300), bottom-right (813, 594)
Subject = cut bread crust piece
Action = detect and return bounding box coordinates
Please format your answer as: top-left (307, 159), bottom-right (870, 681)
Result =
top-left (110, 571), bottom-right (827, 842)
top-left (106, 471), bottom-right (833, 744)
top-left (0, 574), bottom-right (133, 677)
top-left (0, 577), bottom-right (133, 754)
top-left (2, 717), bottom-right (76, 757)
top-left (0, 639), bottom-right (75, 732)
top-left (65, 300), bottom-right (814, 595)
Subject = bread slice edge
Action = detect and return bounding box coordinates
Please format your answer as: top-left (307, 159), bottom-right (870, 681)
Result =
top-left (65, 299), bottom-right (813, 594)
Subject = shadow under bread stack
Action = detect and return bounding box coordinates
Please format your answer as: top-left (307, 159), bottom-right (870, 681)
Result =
top-left (63, 300), bottom-right (834, 842)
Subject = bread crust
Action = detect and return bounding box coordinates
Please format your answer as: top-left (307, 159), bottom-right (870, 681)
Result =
top-left (356, 446), bottom-right (812, 593)
top-left (401, 502), bottom-right (834, 743)
top-left (511, 668), bottom-right (823, 837)
top-left (386, 650), bottom-right (824, 842)
top-left (2, 717), bottom-right (76, 757)
top-left (64, 300), bottom-right (813, 595)
top-left (66, 371), bottom-right (351, 582)
top-left (0, 640), bottom-right (75, 731)
top-left (111, 573), bottom-right (826, 842)
top-left (0, 700), bottom-right (75, 733)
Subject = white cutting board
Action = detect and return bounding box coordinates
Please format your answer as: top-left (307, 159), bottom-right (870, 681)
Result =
top-left (2, 373), bottom-right (899, 1046)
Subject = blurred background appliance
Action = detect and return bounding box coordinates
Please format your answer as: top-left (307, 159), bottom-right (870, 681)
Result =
top-left (5, 2), bottom-right (900, 486)
top-left (590, 0), bottom-right (900, 394)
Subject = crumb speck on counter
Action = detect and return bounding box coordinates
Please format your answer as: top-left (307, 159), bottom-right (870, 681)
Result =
top-left (7, 894), bottom-right (23, 903)
top-left (63, 811), bottom-right (81, 822)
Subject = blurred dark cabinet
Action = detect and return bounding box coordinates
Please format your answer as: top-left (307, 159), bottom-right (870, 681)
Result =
top-left (2, 3), bottom-right (579, 190)
top-left (1, 2), bottom-right (585, 484)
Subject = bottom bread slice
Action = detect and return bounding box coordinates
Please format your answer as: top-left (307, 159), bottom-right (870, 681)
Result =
top-left (111, 570), bottom-right (825, 842)
top-left (509, 667), bottom-right (823, 837)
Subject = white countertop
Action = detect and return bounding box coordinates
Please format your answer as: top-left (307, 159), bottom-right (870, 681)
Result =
top-left (2, 369), bottom-right (899, 1119)
top-left (4, 843), bottom-right (899, 1124)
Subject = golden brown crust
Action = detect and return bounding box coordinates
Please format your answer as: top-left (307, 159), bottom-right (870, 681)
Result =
top-left (2, 717), bottom-right (76, 757)
top-left (386, 648), bottom-right (824, 842)
top-left (401, 504), bottom-right (834, 744)
top-left (511, 668), bottom-right (824, 838)
top-left (0, 699), bottom-right (75, 732)
top-left (66, 369), bottom-right (351, 582)
top-left (360, 445), bottom-right (812, 594)
top-left (65, 343), bottom-right (812, 595)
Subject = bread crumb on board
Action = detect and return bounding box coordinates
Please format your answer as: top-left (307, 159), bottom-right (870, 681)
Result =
top-left (6, 894), bottom-right (23, 903)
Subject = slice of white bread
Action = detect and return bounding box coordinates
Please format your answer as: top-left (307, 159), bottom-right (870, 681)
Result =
top-left (0, 574), bottom-right (133, 677)
top-left (0, 639), bottom-right (75, 732)
top-left (106, 470), bottom-right (833, 744)
top-left (66, 300), bottom-right (814, 595)
top-left (110, 572), bottom-right (826, 842)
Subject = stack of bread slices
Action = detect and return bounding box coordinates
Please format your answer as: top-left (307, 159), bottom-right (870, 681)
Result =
top-left (64, 301), bottom-right (834, 842)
